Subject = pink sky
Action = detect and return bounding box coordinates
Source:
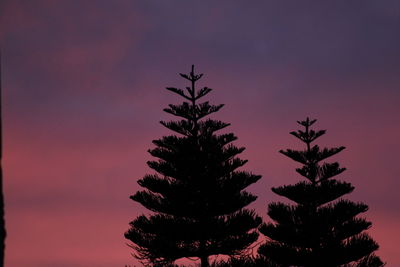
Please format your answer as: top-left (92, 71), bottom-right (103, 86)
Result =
top-left (1, 1), bottom-right (400, 266)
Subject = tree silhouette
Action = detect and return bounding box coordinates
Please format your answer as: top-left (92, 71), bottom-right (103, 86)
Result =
top-left (258, 118), bottom-right (384, 267)
top-left (125, 66), bottom-right (262, 267)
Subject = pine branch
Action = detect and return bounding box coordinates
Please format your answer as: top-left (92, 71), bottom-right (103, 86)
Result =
top-left (197, 102), bottom-right (224, 120)
top-left (290, 129), bottom-right (326, 143)
top-left (163, 102), bottom-right (195, 120)
top-left (160, 120), bottom-right (196, 136)
top-left (195, 87), bottom-right (212, 100)
top-left (271, 180), bottom-right (354, 206)
top-left (165, 87), bottom-right (192, 101)
top-left (317, 162), bottom-right (346, 182)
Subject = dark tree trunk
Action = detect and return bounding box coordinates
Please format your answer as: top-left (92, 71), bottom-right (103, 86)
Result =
top-left (200, 255), bottom-right (209, 267)
top-left (0, 53), bottom-right (5, 267)
top-left (0, 169), bottom-right (4, 267)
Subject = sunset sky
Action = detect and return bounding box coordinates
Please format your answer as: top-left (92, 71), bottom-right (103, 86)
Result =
top-left (1, 1), bottom-right (399, 266)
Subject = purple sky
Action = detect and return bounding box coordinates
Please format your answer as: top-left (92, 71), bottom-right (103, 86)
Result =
top-left (1, 1), bottom-right (400, 266)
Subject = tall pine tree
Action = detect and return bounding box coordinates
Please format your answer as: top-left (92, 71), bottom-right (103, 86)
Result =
top-left (125, 66), bottom-right (262, 267)
top-left (259, 118), bottom-right (384, 267)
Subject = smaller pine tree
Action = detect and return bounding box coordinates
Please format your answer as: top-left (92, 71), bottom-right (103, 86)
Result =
top-left (259, 118), bottom-right (384, 267)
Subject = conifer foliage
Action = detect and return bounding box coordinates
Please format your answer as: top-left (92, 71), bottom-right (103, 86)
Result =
top-left (259, 118), bottom-right (384, 267)
top-left (125, 66), bottom-right (262, 266)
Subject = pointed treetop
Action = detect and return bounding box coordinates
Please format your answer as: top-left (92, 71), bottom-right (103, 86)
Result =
top-left (179, 65), bottom-right (203, 82)
top-left (289, 117), bottom-right (327, 145)
top-left (166, 65), bottom-right (212, 102)
top-left (297, 117), bottom-right (317, 127)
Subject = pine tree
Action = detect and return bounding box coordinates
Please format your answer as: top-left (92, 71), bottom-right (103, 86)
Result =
top-left (258, 118), bottom-right (384, 267)
top-left (125, 66), bottom-right (262, 267)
